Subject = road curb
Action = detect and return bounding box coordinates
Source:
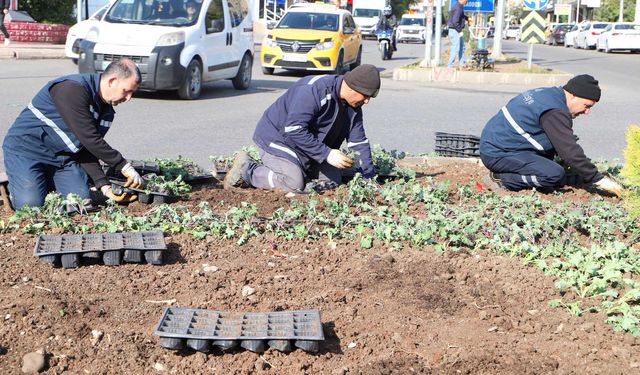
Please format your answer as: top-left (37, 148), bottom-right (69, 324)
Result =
top-left (0, 46), bottom-right (66, 60)
top-left (397, 156), bottom-right (483, 169)
top-left (393, 66), bottom-right (573, 86)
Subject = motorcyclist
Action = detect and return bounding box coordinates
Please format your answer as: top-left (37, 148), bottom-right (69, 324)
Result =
top-left (376, 5), bottom-right (397, 51)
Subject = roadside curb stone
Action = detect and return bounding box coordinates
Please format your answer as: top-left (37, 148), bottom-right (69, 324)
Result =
top-left (393, 66), bottom-right (573, 86)
top-left (0, 43), bottom-right (66, 60)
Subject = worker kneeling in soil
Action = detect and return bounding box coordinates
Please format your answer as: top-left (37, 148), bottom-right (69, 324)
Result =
top-left (2, 58), bottom-right (144, 209)
top-left (479, 74), bottom-right (623, 196)
top-left (224, 64), bottom-right (380, 192)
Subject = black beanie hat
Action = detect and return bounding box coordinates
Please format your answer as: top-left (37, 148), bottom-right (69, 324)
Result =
top-left (563, 74), bottom-right (601, 102)
top-left (343, 64), bottom-right (381, 98)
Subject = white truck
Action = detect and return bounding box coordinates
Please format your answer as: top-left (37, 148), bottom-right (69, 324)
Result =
top-left (351, 0), bottom-right (386, 38)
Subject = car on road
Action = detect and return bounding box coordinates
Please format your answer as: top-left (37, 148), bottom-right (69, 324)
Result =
top-left (396, 13), bottom-right (426, 44)
top-left (503, 24), bottom-right (521, 40)
top-left (596, 22), bottom-right (640, 53)
top-left (574, 21), bottom-right (610, 49)
top-left (260, 4), bottom-right (362, 75)
top-left (64, 2), bottom-right (112, 63)
top-left (564, 23), bottom-right (584, 47)
top-left (546, 23), bottom-right (573, 46)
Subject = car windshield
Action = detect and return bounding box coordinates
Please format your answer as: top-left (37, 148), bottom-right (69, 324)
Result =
top-left (400, 18), bottom-right (425, 26)
top-left (556, 25), bottom-right (572, 31)
top-left (593, 23), bottom-right (609, 29)
top-left (278, 12), bottom-right (339, 31)
top-left (615, 24), bottom-right (640, 30)
top-left (105, 0), bottom-right (201, 26)
top-left (353, 8), bottom-right (380, 17)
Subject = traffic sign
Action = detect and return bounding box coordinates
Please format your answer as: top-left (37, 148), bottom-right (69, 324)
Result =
top-left (520, 10), bottom-right (546, 44)
top-left (523, 0), bottom-right (549, 10)
top-left (449, 0), bottom-right (494, 13)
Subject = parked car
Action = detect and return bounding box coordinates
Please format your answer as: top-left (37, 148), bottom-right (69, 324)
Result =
top-left (596, 22), bottom-right (640, 53)
top-left (396, 13), bottom-right (426, 44)
top-left (503, 24), bottom-right (521, 40)
top-left (564, 24), bottom-right (583, 47)
top-left (574, 21), bottom-right (610, 49)
top-left (65, 2), bottom-right (112, 63)
top-left (78, 0), bottom-right (255, 100)
top-left (260, 4), bottom-right (361, 75)
top-left (546, 23), bottom-right (572, 46)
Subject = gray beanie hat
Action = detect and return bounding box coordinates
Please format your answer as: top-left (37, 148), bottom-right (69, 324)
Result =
top-left (343, 64), bottom-right (381, 97)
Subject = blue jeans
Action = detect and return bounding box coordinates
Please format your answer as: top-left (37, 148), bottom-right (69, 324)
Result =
top-left (447, 29), bottom-right (466, 68)
top-left (481, 152), bottom-right (565, 191)
top-left (4, 152), bottom-right (90, 209)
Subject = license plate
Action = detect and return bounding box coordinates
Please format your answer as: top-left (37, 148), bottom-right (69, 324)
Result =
top-left (282, 53), bottom-right (307, 62)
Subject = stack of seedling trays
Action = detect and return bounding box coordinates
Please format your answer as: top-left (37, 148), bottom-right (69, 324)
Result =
top-left (34, 230), bottom-right (167, 269)
top-left (153, 308), bottom-right (324, 354)
top-left (434, 132), bottom-right (481, 158)
top-left (103, 160), bottom-right (161, 177)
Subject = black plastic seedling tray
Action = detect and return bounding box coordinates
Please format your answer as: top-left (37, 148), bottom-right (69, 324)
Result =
top-left (103, 160), bottom-right (161, 177)
top-left (110, 180), bottom-right (174, 205)
top-left (434, 132), bottom-right (481, 158)
top-left (34, 231), bottom-right (167, 269)
top-left (153, 308), bottom-right (324, 354)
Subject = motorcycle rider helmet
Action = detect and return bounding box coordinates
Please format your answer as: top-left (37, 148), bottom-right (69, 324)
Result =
top-left (383, 5), bottom-right (392, 17)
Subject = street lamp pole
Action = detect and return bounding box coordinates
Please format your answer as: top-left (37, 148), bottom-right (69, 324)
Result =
top-left (618, 0), bottom-right (624, 22)
top-left (575, 0), bottom-right (580, 23)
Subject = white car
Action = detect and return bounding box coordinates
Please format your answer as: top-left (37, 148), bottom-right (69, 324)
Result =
top-left (564, 24), bottom-right (582, 47)
top-left (574, 21), bottom-right (610, 49)
top-left (397, 13), bottom-right (426, 44)
top-left (503, 25), bottom-right (521, 40)
top-left (596, 22), bottom-right (640, 53)
top-left (65, 3), bottom-right (112, 62)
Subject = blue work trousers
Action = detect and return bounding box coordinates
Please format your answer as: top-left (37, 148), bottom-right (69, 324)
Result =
top-left (481, 152), bottom-right (565, 191)
top-left (447, 29), bottom-right (466, 68)
top-left (3, 151), bottom-right (90, 209)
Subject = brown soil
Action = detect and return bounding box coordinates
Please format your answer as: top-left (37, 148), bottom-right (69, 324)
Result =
top-left (1, 159), bottom-right (636, 374)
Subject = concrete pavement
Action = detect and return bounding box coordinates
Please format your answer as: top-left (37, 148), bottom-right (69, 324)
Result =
top-left (0, 42), bottom-right (66, 60)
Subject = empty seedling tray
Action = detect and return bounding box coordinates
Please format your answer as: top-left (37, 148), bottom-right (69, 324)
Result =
top-left (434, 132), bottom-right (480, 158)
top-left (153, 308), bottom-right (324, 354)
top-left (34, 231), bottom-right (167, 269)
top-left (103, 160), bottom-right (161, 177)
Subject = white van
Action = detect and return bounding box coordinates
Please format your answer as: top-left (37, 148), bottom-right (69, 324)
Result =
top-left (351, 0), bottom-right (385, 38)
top-left (78, 0), bottom-right (254, 100)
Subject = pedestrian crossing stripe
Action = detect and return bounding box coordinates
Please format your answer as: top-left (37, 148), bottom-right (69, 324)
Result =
top-left (520, 10), bottom-right (546, 44)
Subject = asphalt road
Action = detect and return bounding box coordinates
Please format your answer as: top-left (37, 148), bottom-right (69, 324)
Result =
top-left (0, 38), bottom-right (637, 170)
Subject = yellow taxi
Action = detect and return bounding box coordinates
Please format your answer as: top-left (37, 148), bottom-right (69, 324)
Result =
top-left (261, 5), bottom-right (362, 75)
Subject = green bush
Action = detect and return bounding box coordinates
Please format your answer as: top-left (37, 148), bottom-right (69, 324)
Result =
top-left (19, 0), bottom-right (75, 25)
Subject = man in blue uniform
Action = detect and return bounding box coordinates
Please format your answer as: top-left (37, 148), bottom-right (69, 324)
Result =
top-left (223, 64), bottom-right (380, 192)
top-left (3, 58), bottom-right (144, 209)
top-left (480, 74), bottom-right (623, 196)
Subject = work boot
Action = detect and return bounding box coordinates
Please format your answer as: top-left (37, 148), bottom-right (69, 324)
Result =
top-left (223, 151), bottom-right (252, 189)
top-left (481, 171), bottom-right (506, 192)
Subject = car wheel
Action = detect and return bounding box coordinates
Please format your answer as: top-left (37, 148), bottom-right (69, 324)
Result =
top-left (232, 53), bottom-right (252, 90)
top-left (262, 66), bottom-right (274, 75)
top-left (334, 50), bottom-right (344, 74)
top-left (178, 59), bottom-right (202, 100)
top-left (351, 46), bottom-right (362, 70)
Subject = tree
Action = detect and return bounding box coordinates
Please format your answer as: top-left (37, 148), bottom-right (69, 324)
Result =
top-left (19, 0), bottom-right (75, 24)
top-left (593, 0), bottom-right (636, 21)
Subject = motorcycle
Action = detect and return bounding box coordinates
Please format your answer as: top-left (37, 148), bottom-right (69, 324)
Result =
top-left (376, 27), bottom-right (394, 60)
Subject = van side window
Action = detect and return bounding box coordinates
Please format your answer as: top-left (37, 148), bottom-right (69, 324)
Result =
top-left (227, 0), bottom-right (248, 28)
top-left (206, 0), bottom-right (226, 33)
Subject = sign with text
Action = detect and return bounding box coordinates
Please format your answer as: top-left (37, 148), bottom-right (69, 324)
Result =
top-left (449, 0), bottom-right (494, 13)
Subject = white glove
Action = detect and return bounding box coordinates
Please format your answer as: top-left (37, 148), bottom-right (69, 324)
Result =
top-left (326, 149), bottom-right (353, 169)
top-left (121, 162), bottom-right (144, 189)
top-left (594, 176), bottom-right (624, 196)
top-left (100, 185), bottom-right (137, 203)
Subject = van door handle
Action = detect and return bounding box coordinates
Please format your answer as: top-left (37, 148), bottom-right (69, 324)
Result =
top-left (226, 33), bottom-right (230, 45)
top-left (229, 33), bottom-right (233, 45)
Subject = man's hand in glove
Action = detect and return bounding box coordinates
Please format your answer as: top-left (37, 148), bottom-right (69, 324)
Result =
top-left (594, 176), bottom-right (624, 196)
top-left (326, 149), bottom-right (353, 169)
top-left (101, 185), bottom-right (138, 203)
top-left (121, 162), bottom-right (144, 189)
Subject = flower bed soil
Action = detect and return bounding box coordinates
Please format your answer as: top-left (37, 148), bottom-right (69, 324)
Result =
top-left (0, 160), bottom-right (637, 374)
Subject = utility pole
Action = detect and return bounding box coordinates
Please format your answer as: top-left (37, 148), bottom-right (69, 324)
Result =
top-left (618, 0), bottom-right (624, 22)
top-left (434, 0), bottom-right (443, 66)
top-left (575, 0), bottom-right (580, 23)
top-left (636, 0), bottom-right (640, 22)
top-left (491, 0), bottom-right (505, 60)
